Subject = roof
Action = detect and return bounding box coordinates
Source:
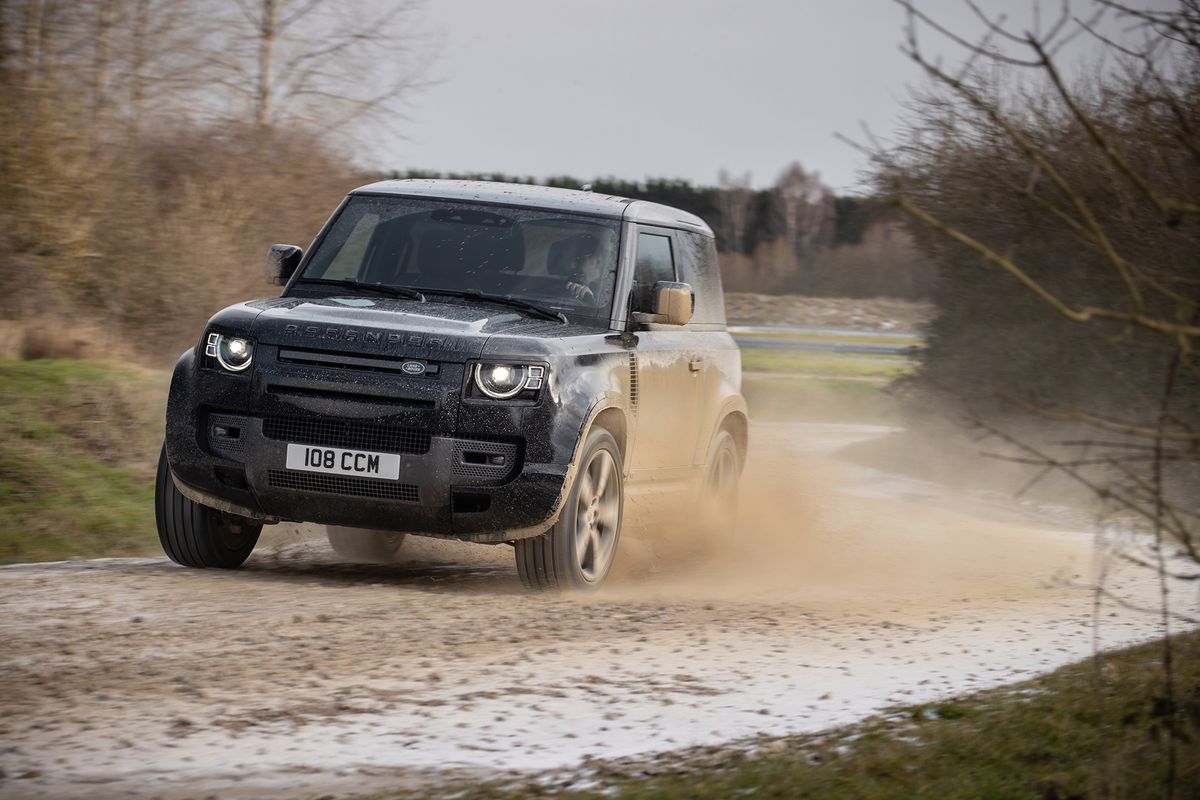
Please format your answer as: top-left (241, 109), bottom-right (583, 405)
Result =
top-left (351, 179), bottom-right (713, 236)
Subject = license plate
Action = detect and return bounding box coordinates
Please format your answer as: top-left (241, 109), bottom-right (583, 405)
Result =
top-left (285, 443), bottom-right (401, 481)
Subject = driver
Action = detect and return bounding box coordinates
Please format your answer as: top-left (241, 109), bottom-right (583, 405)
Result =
top-left (563, 234), bottom-right (603, 304)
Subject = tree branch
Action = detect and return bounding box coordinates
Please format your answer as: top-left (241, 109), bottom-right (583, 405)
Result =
top-left (1029, 36), bottom-right (1200, 220)
top-left (897, 197), bottom-right (1200, 338)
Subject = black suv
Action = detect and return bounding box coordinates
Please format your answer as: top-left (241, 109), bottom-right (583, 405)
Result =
top-left (157, 180), bottom-right (747, 589)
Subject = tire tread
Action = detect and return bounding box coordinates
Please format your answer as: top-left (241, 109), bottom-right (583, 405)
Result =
top-left (155, 446), bottom-right (260, 569)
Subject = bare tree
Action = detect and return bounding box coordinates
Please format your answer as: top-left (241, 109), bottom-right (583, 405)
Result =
top-left (0, 0), bottom-right (109, 267)
top-left (88, 0), bottom-right (117, 119)
top-left (213, 0), bottom-right (432, 134)
top-left (0, 0), bottom-right (428, 339)
top-left (0, 0), bottom-right (224, 136)
top-left (771, 162), bottom-right (836, 261)
top-left (121, 0), bottom-right (220, 134)
top-left (716, 169), bottom-right (755, 254)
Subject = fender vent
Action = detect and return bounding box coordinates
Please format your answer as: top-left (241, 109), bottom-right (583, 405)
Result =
top-left (628, 352), bottom-right (639, 409)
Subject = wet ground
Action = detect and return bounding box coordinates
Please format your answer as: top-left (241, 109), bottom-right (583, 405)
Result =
top-left (0, 422), bottom-right (1192, 799)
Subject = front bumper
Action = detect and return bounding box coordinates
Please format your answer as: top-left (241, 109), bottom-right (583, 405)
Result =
top-left (164, 349), bottom-right (570, 542)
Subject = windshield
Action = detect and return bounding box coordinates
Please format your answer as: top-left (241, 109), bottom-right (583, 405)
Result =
top-left (295, 195), bottom-right (622, 322)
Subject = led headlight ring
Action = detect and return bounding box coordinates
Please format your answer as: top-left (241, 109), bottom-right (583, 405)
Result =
top-left (206, 333), bottom-right (254, 373)
top-left (474, 363), bottom-right (527, 399)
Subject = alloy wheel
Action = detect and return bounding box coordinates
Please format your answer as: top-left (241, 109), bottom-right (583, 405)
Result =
top-left (573, 448), bottom-right (620, 582)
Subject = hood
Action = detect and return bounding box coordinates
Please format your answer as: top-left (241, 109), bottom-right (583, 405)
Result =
top-left (247, 295), bottom-right (591, 362)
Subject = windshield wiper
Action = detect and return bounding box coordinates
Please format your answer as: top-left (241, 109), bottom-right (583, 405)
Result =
top-left (293, 278), bottom-right (425, 302)
top-left (424, 289), bottom-right (567, 324)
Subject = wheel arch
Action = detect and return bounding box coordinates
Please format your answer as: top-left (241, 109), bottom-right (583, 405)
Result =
top-left (703, 394), bottom-right (749, 472)
top-left (721, 410), bottom-right (749, 470)
top-left (515, 400), bottom-right (628, 541)
top-left (589, 406), bottom-right (628, 462)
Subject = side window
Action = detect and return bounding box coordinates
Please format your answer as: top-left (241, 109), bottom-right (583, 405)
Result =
top-left (631, 232), bottom-right (675, 312)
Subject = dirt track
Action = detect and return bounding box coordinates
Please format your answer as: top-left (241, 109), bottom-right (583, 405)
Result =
top-left (0, 423), bottom-right (1187, 799)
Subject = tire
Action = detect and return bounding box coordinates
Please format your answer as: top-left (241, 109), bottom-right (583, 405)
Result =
top-left (326, 526), bottom-right (407, 563)
top-left (155, 445), bottom-right (261, 569)
top-left (515, 428), bottom-right (623, 591)
top-left (699, 428), bottom-right (741, 538)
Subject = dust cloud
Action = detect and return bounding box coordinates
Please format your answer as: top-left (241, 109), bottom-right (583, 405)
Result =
top-left (605, 421), bottom-right (1096, 613)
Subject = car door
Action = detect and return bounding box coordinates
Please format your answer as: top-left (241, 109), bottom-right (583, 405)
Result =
top-left (674, 229), bottom-right (737, 467)
top-left (624, 226), bottom-right (703, 483)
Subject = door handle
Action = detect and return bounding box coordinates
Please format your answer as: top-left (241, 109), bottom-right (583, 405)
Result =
top-left (689, 358), bottom-right (703, 372)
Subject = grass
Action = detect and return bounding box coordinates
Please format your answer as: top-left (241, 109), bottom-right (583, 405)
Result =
top-left (0, 358), bottom-right (167, 563)
top-left (732, 329), bottom-right (924, 347)
top-left (736, 330), bottom-right (913, 423)
top-left (740, 348), bottom-right (914, 378)
top-left (416, 631), bottom-right (1200, 800)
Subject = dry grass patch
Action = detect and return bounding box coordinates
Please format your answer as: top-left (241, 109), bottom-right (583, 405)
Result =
top-left (0, 358), bottom-right (167, 563)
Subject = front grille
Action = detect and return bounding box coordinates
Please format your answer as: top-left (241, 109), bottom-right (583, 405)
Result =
top-left (268, 470), bottom-right (419, 502)
top-left (262, 416), bottom-right (431, 455)
top-left (277, 347), bottom-right (442, 377)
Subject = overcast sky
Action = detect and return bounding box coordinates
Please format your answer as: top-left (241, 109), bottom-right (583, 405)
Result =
top-left (386, 0), bottom-right (1161, 193)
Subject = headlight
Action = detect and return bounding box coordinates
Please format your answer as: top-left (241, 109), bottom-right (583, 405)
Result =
top-left (473, 363), bottom-right (545, 399)
top-left (205, 333), bottom-right (254, 373)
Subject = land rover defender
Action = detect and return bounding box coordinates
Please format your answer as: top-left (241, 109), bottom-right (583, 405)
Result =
top-left (157, 180), bottom-right (748, 589)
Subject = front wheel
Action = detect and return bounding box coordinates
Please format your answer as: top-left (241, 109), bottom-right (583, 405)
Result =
top-left (515, 428), bottom-right (623, 591)
top-left (155, 446), bottom-right (261, 569)
top-left (326, 526), bottom-right (407, 563)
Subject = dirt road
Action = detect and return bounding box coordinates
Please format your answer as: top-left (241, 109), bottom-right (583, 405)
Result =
top-left (0, 423), bottom-right (1188, 799)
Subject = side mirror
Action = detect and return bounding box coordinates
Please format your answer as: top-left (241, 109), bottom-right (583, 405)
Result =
top-left (632, 281), bottom-right (693, 327)
top-left (266, 244), bottom-right (303, 286)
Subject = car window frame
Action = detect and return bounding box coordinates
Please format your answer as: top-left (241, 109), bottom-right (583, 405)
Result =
top-left (613, 223), bottom-right (685, 331)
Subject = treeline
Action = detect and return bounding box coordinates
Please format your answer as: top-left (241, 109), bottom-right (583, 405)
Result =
top-left (394, 166), bottom-right (934, 300)
top-left (401, 166), bottom-right (869, 250)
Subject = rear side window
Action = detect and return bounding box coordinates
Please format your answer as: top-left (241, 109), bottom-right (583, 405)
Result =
top-left (676, 231), bottom-right (726, 326)
top-left (631, 233), bottom-right (675, 312)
